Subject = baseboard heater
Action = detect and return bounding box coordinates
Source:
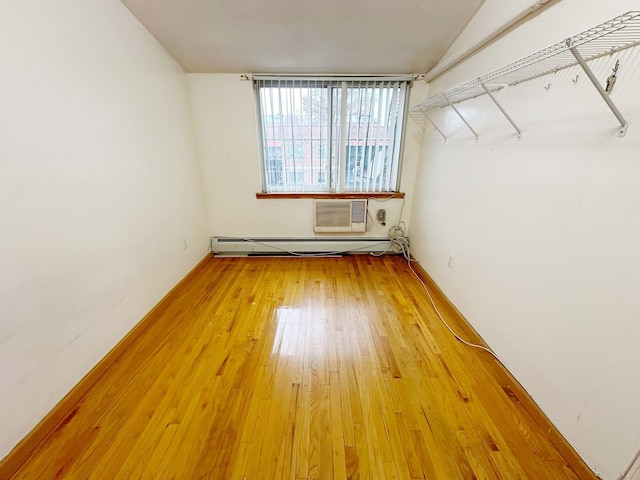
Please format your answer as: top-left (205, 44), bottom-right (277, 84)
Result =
top-left (211, 237), bottom-right (390, 255)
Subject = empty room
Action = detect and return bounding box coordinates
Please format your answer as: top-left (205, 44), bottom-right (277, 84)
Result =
top-left (1, 0), bottom-right (639, 478)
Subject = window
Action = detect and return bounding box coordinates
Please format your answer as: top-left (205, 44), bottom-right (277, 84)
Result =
top-left (265, 146), bottom-right (283, 186)
top-left (254, 77), bottom-right (411, 193)
top-left (287, 144), bottom-right (305, 159)
top-left (287, 171), bottom-right (305, 184)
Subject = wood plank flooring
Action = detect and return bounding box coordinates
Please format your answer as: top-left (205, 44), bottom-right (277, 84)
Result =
top-left (10, 255), bottom-right (591, 479)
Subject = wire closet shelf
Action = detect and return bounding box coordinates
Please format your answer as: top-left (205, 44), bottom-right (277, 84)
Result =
top-left (410, 11), bottom-right (640, 137)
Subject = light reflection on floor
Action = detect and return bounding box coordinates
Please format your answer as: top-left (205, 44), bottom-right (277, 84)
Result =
top-left (270, 306), bottom-right (325, 358)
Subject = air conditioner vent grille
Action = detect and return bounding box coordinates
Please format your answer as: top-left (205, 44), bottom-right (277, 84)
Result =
top-left (351, 201), bottom-right (366, 223)
top-left (314, 199), bottom-right (367, 233)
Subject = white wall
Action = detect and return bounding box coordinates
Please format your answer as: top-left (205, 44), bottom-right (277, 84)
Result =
top-left (0, 0), bottom-right (209, 459)
top-left (409, 1), bottom-right (640, 478)
top-left (187, 74), bottom-right (427, 239)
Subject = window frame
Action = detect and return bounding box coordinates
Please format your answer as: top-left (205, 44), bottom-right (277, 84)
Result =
top-left (253, 76), bottom-right (412, 195)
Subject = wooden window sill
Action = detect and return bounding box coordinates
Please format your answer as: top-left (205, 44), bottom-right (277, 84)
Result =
top-left (256, 192), bottom-right (405, 199)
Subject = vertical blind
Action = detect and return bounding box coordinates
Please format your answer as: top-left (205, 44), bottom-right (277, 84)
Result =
top-left (254, 77), bottom-right (411, 193)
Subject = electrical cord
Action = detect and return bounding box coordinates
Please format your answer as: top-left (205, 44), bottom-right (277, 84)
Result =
top-left (366, 195), bottom-right (401, 232)
top-left (595, 448), bottom-right (640, 480)
top-left (370, 204), bottom-right (504, 362)
top-left (231, 229), bottom-right (500, 362)
top-left (398, 239), bottom-right (640, 480)
top-left (215, 237), bottom-right (390, 257)
top-left (389, 222), bottom-right (411, 260)
top-left (219, 228), bottom-right (640, 479)
top-left (368, 195), bottom-right (401, 204)
top-left (406, 257), bottom-right (502, 361)
top-left (365, 209), bottom-right (374, 232)
top-left (370, 196), bottom-right (408, 257)
top-left (240, 193), bottom-right (640, 479)
top-left (230, 197), bottom-right (406, 256)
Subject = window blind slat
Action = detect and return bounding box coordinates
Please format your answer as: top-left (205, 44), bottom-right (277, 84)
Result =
top-left (363, 81), bottom-right (375, 192)
top-left (378, 82), bottom-right (392, 193)
top-left (309, 80), bottom-right (315, 192)
top-left (372, 85), bottom-right (384, 192)
top-left (384, 82), bottom-right (400, 192)
top-left (338, 82), bottom-right (348, 193)
top-left (391, 82), bottom-right (408, 190)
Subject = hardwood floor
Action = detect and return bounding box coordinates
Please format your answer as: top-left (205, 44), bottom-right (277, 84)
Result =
top-left (9, 255), bottom-right (592, 479)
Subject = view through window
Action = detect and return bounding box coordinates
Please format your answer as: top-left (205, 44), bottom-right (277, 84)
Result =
top-left (254, 77), bottom-right (411, 193)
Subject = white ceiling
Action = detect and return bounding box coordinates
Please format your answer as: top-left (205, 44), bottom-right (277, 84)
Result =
top-left (121, 0), bottom-right (484, 74)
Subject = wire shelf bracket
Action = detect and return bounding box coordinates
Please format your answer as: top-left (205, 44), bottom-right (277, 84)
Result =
top-left (424, 113), bottom-right (447, 142)
top-left (481, 83), bottom-right (522, 139)
top-left (567, 38), bottom-right (628, 136)
top-left (411, 11), bottom-right (640, 139)
top-left (443, 94), bottom-right (479, 141)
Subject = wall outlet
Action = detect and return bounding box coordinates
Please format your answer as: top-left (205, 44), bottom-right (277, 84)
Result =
top-left (448, 253), bottom-right (454, 268)
top-left (183, 237), bottom-right (188, 250)
top-left (376, 209), bottom-right (386, 226)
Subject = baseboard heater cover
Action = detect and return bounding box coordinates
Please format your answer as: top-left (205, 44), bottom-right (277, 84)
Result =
top-left (211, 237), bottom-right (390, 255)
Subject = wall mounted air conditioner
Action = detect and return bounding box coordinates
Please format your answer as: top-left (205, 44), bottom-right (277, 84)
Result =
top-left (314, 199), bottom-right (367, 233)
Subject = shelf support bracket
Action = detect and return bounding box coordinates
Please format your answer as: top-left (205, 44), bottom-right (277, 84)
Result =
top-left (481, 83), bottom-right (522, 140)
top-left (423, 112), bottom-right (447, 142)
top-left (442, 94), bottom-right (478, 141)
top-left (567, 39), bottom-right (628, 137)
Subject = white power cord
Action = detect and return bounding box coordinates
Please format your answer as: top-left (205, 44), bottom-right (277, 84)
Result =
top-left (400, 240), bottom-right (640, 480)
top-left (406, 257), bottom-right (503, 361)
top-left (388, 223), bottom-right (411, 258)
top-left (215, 237), bottom-right (390, 257)
top-left (596, 448), bottom-right (640, 480)
top-left (371, 200), bottom-right (504, 361)
top-left (370, 222), bottom-right (410, 258)
top-left (219, 224), bottom-right (640, 479)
